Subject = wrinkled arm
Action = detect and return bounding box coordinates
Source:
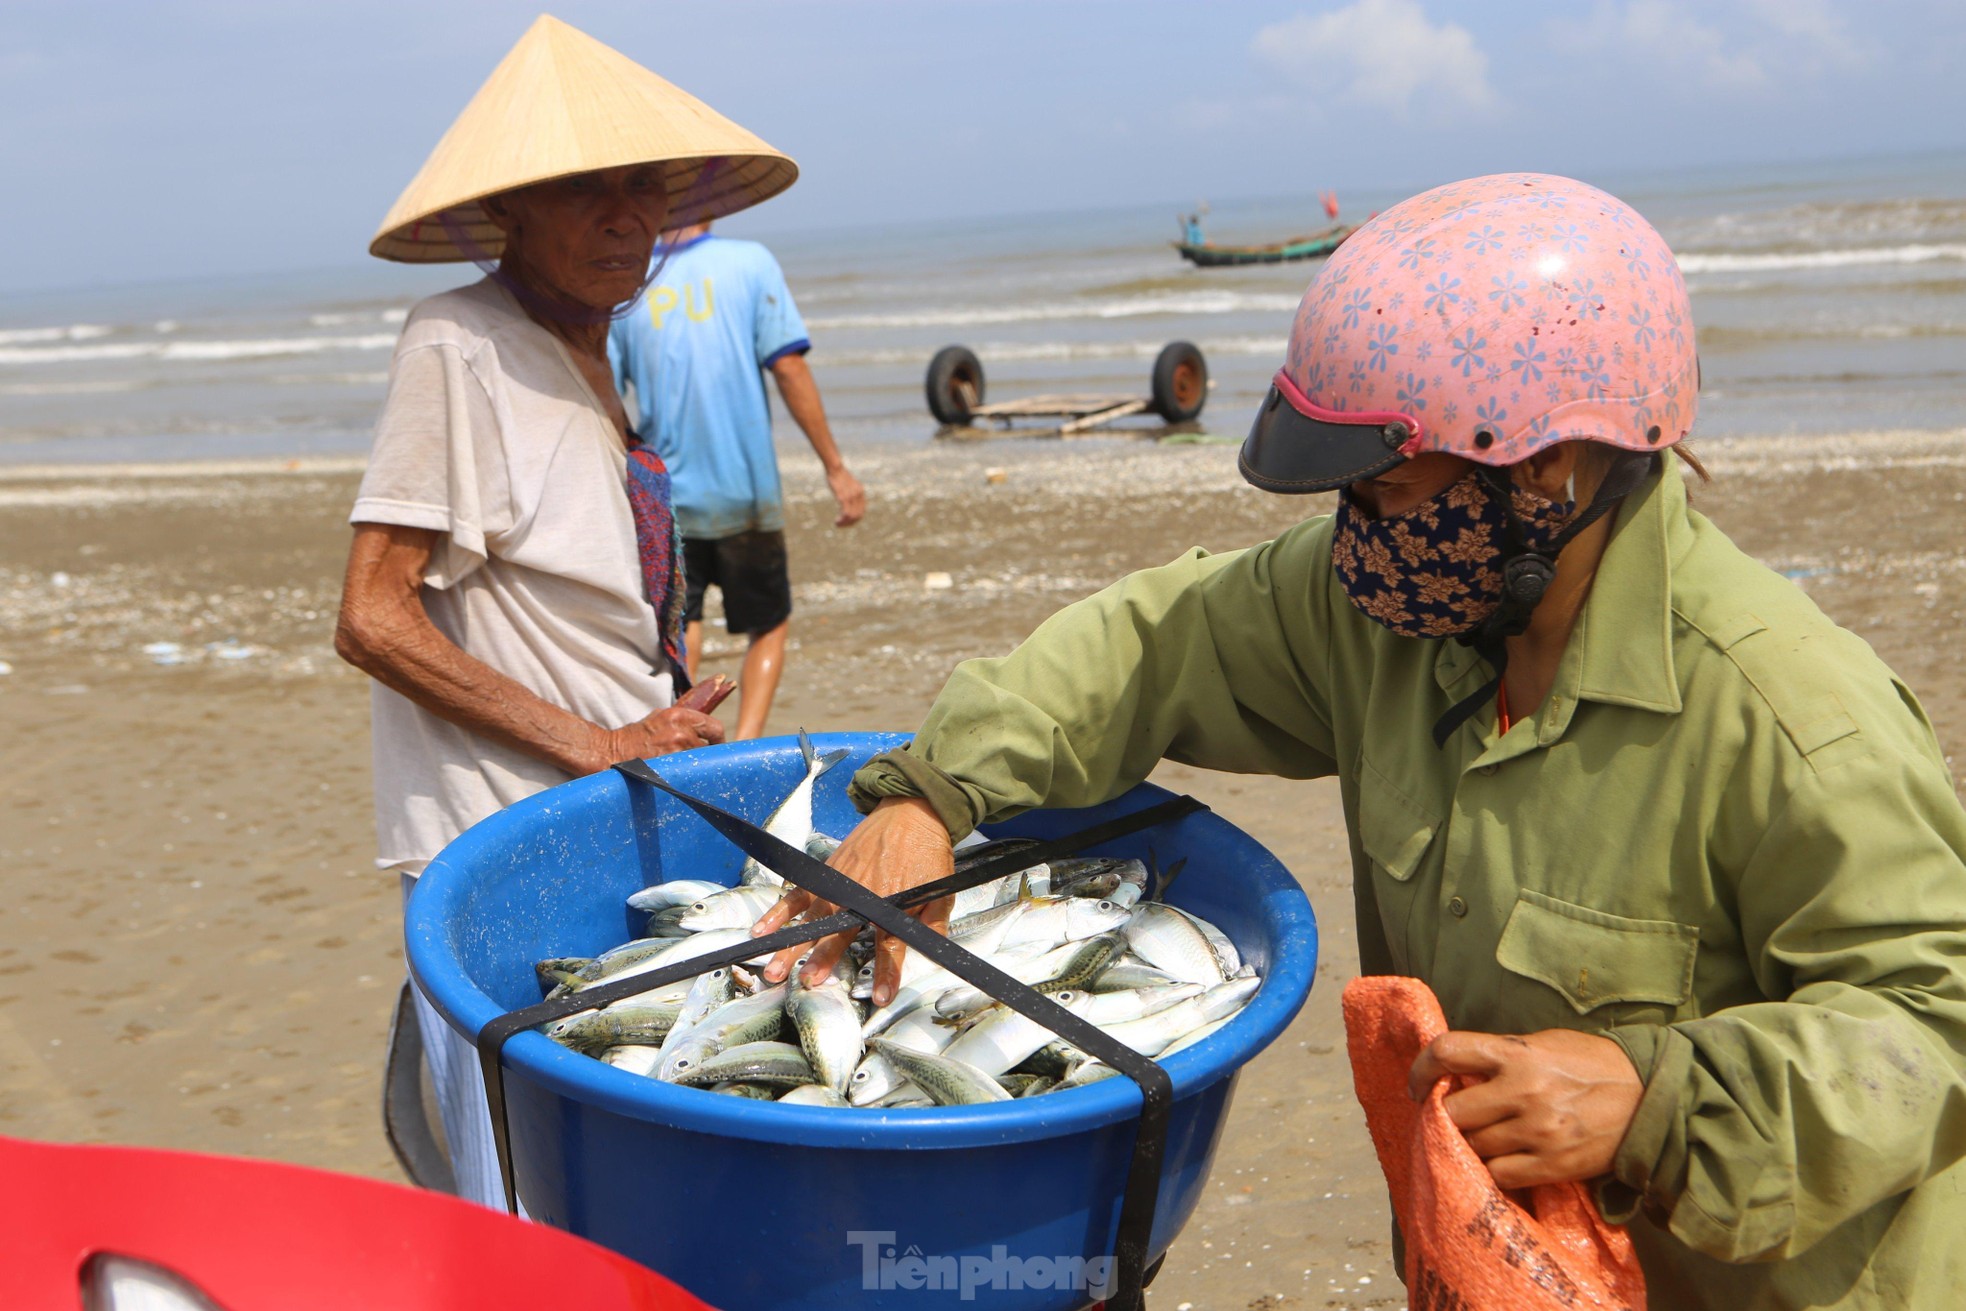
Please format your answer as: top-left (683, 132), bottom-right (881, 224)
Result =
top-left (853, 534), bottom-right (1342, 838)
top-left (334, 523), bottom-right (718, 774)
top-left (1608, 748), bottom-right (1966, 1261)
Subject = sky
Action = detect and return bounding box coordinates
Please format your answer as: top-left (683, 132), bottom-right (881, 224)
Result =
top-left (2, 0), bottom-right (1963, 293)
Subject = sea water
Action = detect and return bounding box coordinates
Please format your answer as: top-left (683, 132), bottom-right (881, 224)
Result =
top-left (1, 148), bottom-right (1960, 465)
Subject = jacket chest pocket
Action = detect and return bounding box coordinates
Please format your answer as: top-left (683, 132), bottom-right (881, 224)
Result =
top-left (1495, 889), bottom-right (1698, 1025)
top-left (1359, 758), bottom-right (1442, 881)
top-left (1357, 758), bottom-right (1445, 972)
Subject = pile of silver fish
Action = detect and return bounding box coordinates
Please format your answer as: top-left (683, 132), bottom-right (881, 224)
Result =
top-left (533, 733), bottom-right (1260, 1108)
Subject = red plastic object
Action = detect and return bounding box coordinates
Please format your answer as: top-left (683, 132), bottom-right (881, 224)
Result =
top-left (0, 1135), bottom-right (716, 1310)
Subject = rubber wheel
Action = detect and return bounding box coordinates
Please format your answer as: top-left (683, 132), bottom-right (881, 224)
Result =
top-left (925, 346), bottom-right (985, 425)
top-left (1151, 341), bottom-right (1208, 422)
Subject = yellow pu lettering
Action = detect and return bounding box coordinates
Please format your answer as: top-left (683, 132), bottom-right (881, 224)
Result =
top-left (647, 285), bottom-right (679, 330)
top-left (685, 278), bottom-right (715, 323)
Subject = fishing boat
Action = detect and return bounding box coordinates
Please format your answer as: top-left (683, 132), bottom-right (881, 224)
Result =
top-left (1174, 222), bottom-right (1355, 267)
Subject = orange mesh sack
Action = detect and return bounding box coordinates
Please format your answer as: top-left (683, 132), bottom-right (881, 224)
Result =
top-left (1342, 975), bottom-right (1646, 1310)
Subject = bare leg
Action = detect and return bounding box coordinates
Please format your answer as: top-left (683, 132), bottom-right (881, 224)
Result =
top-left (685, 620), bottom-right (703, 683)
top-left (734, 620), bottom-right (789, 740)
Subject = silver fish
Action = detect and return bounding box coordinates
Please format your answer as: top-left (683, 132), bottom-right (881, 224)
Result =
top-left (536, 956), bottom-right (592, 984)
top-left (673, 1041), bottom-right (817, 1090)
top-left (995, 897), bottom-right (1130, 951)
top-left (1035, 931), bottom-right (1127, 991)
top-left (948, 899), bottom-right (1030, 956)
top-left (591, 927), bottom-right (775, 993)
top-left (789, 967), bottom-right (864, 1094)
top-left (1059, 1060), bottom-right (1120, 1089)
top-left (677, 884), bottom-right (783, 932)
top-left (1021, 864), bottom-right (1052, 899)
top-left (949, 869), bottom-right (1030, 920)
top-left (659, 983), bottom-right (788, 1082)
top-left (1171, 905), bottom-right (1242, 977)
top-left (1122, 903), bottom-right (1226, 986)
top-left (1049, 857), bottom-right (1148, 901)
top-left (537, 963), bottom-right (588, 993)
top-left (778, 1084), bottom-right (852, 1108)
top-left (1019, 1042), bottom-right (1082, 1079)
top-left (929, 941), bottom-right (1087, 1019)
top-left (577, 938), bottom-right (672, 981)
top-left (848, 1008), bottom-right (952, 1106)
top-left (738, 730), bottom-right (850, 888)
top-left (868, 1038), bottom-right (1010, 1106)
top-left (625, 878), bottom-right (727, 913)
top-left (1100, 975), bottom-right (1261, 1057)
top-left (1158, 1014), bottom-right (1238, 1061)
top-left (874, 1089), bottom-right (935, 1109)
top-left (654, 965), bottom-right (741, 1078)
top-left (941, 990), bottom-right (1091, 1077)
top-left (1071, 983), bottom-right (1204, 1027)
top-left (642, 905), bottom-right (694, 938)
top-left (858, 941), bottom-right (1006, 1037)
top-left (996, 1072), bottom-right (1049, 1097)
top-left (543, 1002), bottom-right (681, 1055)
top-left (711, 1081), bottom-right (779, 1100)
top-left (603, 1044), bottom-right (664, 1077)
top-left (1087, 958), bottom-right (1184, 992)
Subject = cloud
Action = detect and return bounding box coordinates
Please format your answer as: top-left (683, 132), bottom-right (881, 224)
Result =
top-left (1551, 0), bottom-right (1769, 92)
top-left (1738, 0), bottom-right (1875, 70)
top-left (1549, 0), bottom-right (1881, 91)
top-left (1252, 0), bottom-right (1496, 117)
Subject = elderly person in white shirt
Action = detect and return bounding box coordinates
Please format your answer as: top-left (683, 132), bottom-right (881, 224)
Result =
top-left (334, 15), bottom-right (797, 1207)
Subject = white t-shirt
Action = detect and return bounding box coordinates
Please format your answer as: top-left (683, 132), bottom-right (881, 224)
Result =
top-left (351, 277), bottom-right (674, 867)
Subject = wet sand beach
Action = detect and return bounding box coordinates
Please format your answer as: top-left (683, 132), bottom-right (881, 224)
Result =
top-left (2, 431), bottom-right (1962, 1309)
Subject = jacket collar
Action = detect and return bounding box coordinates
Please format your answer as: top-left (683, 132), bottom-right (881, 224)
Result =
top-left (1436, 459), bottom-right (1685, 756)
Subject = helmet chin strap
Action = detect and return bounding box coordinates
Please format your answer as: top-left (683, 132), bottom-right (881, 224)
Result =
top-left (1429, 451), bottom-right (1657, 748)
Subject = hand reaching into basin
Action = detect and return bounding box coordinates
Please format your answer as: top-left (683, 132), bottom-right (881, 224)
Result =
top-left (752, 797), bottom-right (955, 1005)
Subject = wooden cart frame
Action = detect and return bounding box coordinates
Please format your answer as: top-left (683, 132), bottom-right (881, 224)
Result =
top-left (927, 342), bottom-right (1210, 441)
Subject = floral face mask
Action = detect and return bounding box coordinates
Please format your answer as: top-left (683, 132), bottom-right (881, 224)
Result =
top-left (1330, 472), bottom-right (1575, 639)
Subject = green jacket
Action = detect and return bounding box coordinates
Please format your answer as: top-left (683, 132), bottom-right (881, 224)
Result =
top-left (850, 466), bottom-right (1966, 1309)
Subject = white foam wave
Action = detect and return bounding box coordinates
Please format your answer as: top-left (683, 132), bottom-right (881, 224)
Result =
top-left (808, 291), bottom-right (1301, 330)
top-left (0, 324), bottom-right (112, 347)
top-left (309, 308), bottom-right (410, 327)
top-left (1676, 243), bottom-right (1966, 274)
top-left (0, 379), bottom-right (147, 397)
top-left (0, 333), bottom-right (398, 367)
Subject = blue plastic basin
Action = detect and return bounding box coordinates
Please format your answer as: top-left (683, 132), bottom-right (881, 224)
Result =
top-left (407, 733), bottom-right (1317, 1310)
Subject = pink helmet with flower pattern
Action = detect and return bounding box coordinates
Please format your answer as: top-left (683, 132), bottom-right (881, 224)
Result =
top-left (1241, 173), bottom-right (1697, 493)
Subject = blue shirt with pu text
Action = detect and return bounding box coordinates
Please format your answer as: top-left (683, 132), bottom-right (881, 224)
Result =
top-left (609, 234), bottom-right (810, 539)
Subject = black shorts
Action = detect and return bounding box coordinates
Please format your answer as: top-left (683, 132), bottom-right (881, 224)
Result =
top-left (683, 530), bottom-right (793, 636)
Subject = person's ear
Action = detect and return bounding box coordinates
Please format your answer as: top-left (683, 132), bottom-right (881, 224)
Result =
top-left (481, 191), bottom-right (519, 239)
top-left (1512, 443), bottom-right (1583, 503)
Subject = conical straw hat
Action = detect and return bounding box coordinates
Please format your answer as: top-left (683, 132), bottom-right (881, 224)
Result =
top-left (371, 14), bottom-right (798, 262)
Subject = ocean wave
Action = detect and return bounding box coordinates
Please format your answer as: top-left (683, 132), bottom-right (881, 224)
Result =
top-left (0, 333), bottom-right (398, 367)
top-left (1676, 243), bottom-right (1966, 274)
top-left (820, 335), bottom-right (1288, 367)
top-left (308, 308), bottom-right (410, 327)
top-left (0, 324), bottom-right (113, 347)
top-left (0, 379), bottom-right (149, 397)
top-left (807, 290), bottom-right (1301, 330)
top-left (1698, 320), bottom-right (1965, 348)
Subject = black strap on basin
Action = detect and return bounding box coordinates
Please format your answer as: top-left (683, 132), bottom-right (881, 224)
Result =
top-left (466, 765), bottom-right (1204, 1310)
